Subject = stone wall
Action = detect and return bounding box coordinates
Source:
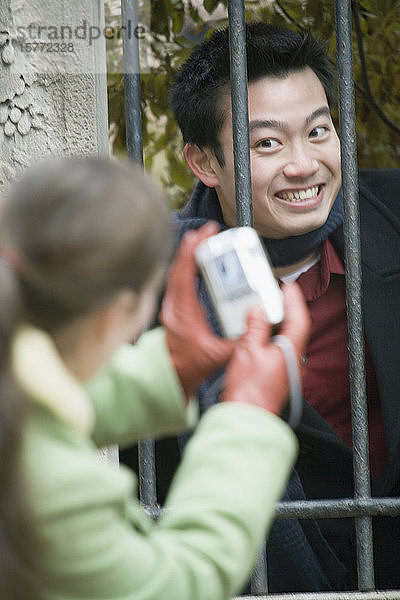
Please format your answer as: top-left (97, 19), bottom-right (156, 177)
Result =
top-left (0, 0), bottom-right (109, 188)
top-left (1, 1), bottom-right (117, 464)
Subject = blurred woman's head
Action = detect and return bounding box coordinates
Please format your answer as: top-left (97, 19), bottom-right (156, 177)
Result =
top-left (1, 157), bottom-right (173, 336)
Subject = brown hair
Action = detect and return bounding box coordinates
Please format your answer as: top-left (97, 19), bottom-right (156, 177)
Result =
top-left (0, 156), bottom-right (173, 595)
top-left (3, 157), bottom-right (172, 330)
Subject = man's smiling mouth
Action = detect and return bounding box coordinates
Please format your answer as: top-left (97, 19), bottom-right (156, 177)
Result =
top-left (277, 185), bottom-right (320, 202)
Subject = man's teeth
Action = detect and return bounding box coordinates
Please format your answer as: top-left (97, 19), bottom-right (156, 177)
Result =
top-left (278, 186), bottom-right (319, 202)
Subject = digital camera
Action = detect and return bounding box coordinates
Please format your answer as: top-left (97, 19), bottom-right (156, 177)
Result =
top-left (195, 227), bottom-right (284, 338)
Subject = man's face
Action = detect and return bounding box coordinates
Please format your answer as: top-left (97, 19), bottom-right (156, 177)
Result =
top-left (212, 68), bottom-right (341, 239)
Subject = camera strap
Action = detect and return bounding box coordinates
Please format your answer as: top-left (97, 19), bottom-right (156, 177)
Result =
top-left (271, 334), bottom-right (303, 429)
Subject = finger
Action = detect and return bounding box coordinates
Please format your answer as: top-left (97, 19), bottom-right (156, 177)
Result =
top-left (160, 224), bottom-right (220, 328)
top-left (239, 304), bottom-right (271, 347)
top-left (191, 221), bottom-right (221, 244)
top-left (167, 222), bottom-right (221, 296)
top-left (279, 282), bottom-right (311, 353)
top-left (206, 334), bottom-right (237, 366)
top-left (163, 230), bottom-right (198, 303)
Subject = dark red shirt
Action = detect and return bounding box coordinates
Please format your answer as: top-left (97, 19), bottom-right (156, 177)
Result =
top-left (294, 239), bottom-right (387, 480)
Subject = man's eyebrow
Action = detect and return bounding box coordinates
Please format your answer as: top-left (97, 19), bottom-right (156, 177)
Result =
top-left (305, 106), bottom-right (331, 126)
top-left (249, 118), bottom-right (286, 132)
top-left (248, 106), bottom-right (332, 133)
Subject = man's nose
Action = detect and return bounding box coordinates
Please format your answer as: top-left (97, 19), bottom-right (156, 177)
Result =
top-left (283, 145), bottom-right (319, 178)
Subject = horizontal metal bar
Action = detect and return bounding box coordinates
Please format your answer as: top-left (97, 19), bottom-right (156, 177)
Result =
top-left (145, 497), bottom-right (400, 521)
top-left (234, 592), bottom-right (400, 600)
top-left (275, 497), bottom-right (400, 519)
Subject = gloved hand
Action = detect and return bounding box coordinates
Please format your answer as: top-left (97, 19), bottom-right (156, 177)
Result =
top-left (160, 222), bottom-right (235, 398)
top-left (221, 282), bottom-right (310, 416)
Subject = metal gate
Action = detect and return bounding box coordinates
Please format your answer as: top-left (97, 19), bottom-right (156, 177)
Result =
top-left (120, 0), bottom-right (400, 597)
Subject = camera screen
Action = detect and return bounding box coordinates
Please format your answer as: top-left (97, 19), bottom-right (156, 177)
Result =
top-left (215, 250), bottom-right (249, 298)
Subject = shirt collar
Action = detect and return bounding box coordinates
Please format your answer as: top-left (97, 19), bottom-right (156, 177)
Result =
top-left (297, 238), bottom-right (345, 302)
top-left (12, 325), bottom-right (94, 435)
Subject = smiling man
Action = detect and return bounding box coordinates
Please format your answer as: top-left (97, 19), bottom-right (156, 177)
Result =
top-left (184, 68), bottom-right (341, 244)
top-left (168, 22), bottom-right (400, 594)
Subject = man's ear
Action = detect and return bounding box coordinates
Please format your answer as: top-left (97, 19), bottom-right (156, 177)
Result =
top-left (184, 143), bottom-right (220, 187)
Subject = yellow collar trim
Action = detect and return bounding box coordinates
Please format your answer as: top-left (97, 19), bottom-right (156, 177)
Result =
top-left (12, 325), bottom-right (95, 435)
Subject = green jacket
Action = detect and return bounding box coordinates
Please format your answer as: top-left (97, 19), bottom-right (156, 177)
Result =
top-left (14, 326), bottom-right (297, 600)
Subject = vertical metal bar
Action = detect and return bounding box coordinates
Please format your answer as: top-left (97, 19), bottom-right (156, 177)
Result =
top-left (227, 0), bottom-right (253, 227)
top-left (121, 0), bottom-right (157, 508)
top-left (228, 0), bottom-right (266, 592)
top-left (334, 0), bottom-right (375, 591)
top-left (251, 546), bottom-right (269, 596)
top-left (121, 0), bottom-right (143, 166)
top-left (138, 438), bottom-right (158, 507)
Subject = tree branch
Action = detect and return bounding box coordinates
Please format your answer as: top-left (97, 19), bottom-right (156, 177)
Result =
top-left (273, 1), bottom-right (305, 30)
top-left (352, 0), bottom-right (400, 136)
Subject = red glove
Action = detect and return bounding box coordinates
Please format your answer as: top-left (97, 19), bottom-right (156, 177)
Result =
top-left (160, 222), bottom-right (235, 398)
top-left (221, 282), bottom-right (310, 416)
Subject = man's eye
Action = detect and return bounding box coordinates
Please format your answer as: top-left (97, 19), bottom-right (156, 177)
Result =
top-left (258, 138), bottom-right (279, 149)
top-left (309, 126), bottom-right (329, 139)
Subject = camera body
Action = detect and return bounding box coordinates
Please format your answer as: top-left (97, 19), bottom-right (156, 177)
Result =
top-left (195, 227), bottom-right (284, 338)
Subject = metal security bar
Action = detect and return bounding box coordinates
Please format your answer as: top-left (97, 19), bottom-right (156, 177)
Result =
top-left (121, 0), bottom-right (158, 509)
top-left (227, 0), bottom-right (253, 227)
top-left (235, 593), bottom-right (400, 600)
top-left (121, 0), bottom-right (143, 165)
top-left (121, 0), bottom-right (400, 597)
top-left (334, 0), bottom-right (373, 590)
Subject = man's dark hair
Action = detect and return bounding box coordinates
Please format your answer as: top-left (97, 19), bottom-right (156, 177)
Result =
top-left (170, 22), bottom-right (335, 166)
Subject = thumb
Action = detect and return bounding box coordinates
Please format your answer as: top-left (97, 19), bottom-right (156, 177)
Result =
top-left (240, 304), bottom-right (271, 347)
top-left (279, 282), bottom-right (311, 354)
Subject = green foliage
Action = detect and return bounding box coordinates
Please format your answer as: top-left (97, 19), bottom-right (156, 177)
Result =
top-left (106, 0), bottom-right (400, 208)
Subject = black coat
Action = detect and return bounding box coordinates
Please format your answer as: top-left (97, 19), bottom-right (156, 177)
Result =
top-left (172, 168), bottom-right (400, 593)
top-left (294, 169), bottom-right (400, 591)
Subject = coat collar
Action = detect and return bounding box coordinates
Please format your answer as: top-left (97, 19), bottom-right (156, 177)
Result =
top-left (12, 325), bottom-right (94, 435)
